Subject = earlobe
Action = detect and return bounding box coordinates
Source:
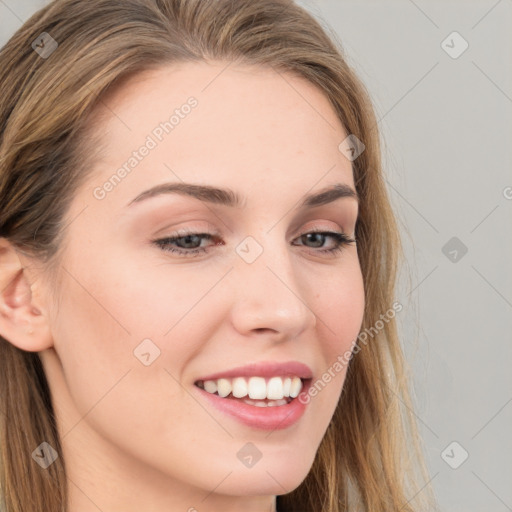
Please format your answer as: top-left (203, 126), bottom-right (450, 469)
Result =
top-left (0, 238), bottom-right (53, 352)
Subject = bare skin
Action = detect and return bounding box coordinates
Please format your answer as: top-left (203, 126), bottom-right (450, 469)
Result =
top-left (0, 61), bottom-right (364, 512)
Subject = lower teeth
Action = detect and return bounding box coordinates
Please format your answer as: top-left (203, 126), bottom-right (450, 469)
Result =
top-left (242, 398), bottom-right (289, 407)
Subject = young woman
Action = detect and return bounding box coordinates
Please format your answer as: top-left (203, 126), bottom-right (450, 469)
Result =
top-left (0, 0), bottom-right (435, 511)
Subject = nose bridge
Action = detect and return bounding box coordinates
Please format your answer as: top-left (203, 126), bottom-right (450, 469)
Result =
top-left (229, 232), bottom-right (317, 338)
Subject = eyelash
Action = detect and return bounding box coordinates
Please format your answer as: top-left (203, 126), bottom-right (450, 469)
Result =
top-left (151, 228), bottom-right (356, 258)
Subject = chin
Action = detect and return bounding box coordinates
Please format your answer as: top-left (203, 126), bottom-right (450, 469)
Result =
top-left (216, 455), bottom-right (314, 496)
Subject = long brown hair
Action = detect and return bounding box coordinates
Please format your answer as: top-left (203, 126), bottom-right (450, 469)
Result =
top-left (0, 1), bottom-right (435, 510)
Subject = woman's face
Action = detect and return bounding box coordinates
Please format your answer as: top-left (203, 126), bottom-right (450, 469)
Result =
top-left (40, 61), bottom-right (365, 510)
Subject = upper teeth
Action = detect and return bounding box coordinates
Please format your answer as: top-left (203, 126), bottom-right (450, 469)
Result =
top-left (199, 376), bottom-right (303, 400)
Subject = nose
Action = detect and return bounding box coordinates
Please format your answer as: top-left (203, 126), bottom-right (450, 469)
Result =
top-left (228, 237), bottom-right (317, 342)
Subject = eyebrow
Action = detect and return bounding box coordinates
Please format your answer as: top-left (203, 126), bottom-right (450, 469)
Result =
top-left (126, 181), bottom-right (359, 209)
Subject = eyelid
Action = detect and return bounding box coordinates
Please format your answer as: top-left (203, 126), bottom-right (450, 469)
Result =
top-left (156, 224), bottom-right (350, 241)
top-left (152, 222), bottom-right (221, 238)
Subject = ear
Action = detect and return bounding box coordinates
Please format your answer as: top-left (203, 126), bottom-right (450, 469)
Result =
top-left (0, 238), bottom-right (53, 352)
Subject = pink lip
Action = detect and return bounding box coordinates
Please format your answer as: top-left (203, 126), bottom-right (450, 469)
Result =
top-left (194, 378), bottom-right (312, 430)
top-left (195, 361), bottom-right (314, 382)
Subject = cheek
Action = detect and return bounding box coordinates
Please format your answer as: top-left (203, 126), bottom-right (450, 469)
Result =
top-left (314, 258), bottom-right (365, 356)
top-left (49, 275), bottom-right (135, 425)
top-left (49, 265), bottom-right (207, 463)
top-left (304, 258), bottom-right (365, 409)
top-left (50, 248), bottom-right (229, 433)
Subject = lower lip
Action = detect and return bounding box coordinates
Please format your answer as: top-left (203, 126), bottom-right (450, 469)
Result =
top-left (194, 380), bottom-right (311, 430)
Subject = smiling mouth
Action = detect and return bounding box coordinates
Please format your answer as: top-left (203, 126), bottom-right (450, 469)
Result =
top-left (194, 376), bottom-right (306, 407)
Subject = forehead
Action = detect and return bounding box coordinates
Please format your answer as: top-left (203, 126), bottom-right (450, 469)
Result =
top-left (79, 61), bottom-right (354, 215)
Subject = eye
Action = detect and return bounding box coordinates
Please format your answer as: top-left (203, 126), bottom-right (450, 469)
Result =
top-left (151, 228), bottom-right (356, 258)
top-left (152, 229), bottom-right (221, 258)
top-left (292, 229), bottom-right (356, 256)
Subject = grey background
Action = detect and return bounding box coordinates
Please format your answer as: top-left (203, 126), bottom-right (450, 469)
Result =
top-left (1, 1), bottom-right (511, 511)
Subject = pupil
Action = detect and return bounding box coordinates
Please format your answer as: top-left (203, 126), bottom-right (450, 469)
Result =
top-left (181, 235), bottom-right (200, 248)
top-left (305, 233), bottom-right (323, 248)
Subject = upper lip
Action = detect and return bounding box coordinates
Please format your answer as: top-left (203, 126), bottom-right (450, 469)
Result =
top-left (195, 361), bottom-right (314, 382)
